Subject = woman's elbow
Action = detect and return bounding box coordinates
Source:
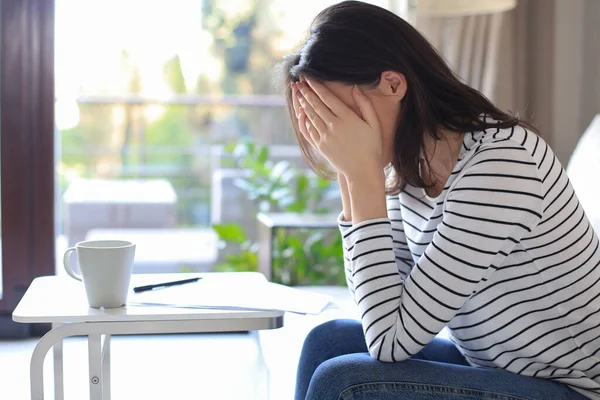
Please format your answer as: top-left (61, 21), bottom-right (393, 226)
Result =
top-left (367, 339), bottom-right (410, 363)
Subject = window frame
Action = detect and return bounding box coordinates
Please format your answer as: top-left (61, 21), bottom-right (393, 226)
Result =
top-left (0, 0), bottom-right (55, 335)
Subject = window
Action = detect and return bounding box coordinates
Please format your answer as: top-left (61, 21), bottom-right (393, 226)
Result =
top-left (54, 0), bottom-right (398, 275)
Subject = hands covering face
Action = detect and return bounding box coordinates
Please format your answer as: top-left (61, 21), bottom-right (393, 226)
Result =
top-left (291, 78), bottom-right (384, 178)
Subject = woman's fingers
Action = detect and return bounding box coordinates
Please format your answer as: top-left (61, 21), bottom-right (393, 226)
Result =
top-left (297, 90), bottom-right (328, 136)
top-left (297, 81), bottom-right (336, 123)
top-left (291, 83), bottom-right (302, 118)
top-left (305, 79), bottom-right (353, 118)
top-left (293, 83), bottom-right (317, 147)
top-left (296, 105), bottom-right (311, 142)
top-left (298, 108), bottom-right (319, 147)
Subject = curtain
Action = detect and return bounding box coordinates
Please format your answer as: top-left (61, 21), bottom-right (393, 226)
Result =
top-left (414, 12), bottom-right (506, 104)
top-left (412, 0), bottom-right (600, 164)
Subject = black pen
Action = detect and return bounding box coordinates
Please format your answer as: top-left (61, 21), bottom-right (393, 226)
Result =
top-left (133, 277), bottom-right (202, 293)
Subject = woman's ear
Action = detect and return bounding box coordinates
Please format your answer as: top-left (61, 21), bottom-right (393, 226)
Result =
top-left (378, 71), bottom-right (407, 101)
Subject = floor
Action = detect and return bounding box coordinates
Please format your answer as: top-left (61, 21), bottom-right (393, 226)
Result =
top-left (0, 332), bottom-right (272, 400)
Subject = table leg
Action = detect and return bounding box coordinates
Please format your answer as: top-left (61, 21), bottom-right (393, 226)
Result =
top-left (31, 324), bottom-right (80, 399)
top-left (88, 334), bottom-right (103, 400)
top-left (102, 334), bottom-right (111, 400)
top-left (28, 318), bottom-right (282, 399)
top-left (52, 323), bottom-right (64, 400)
top-left (253, 331), bottom-right (271, 400)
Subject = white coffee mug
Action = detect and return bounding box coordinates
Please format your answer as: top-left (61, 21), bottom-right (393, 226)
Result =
top-left (63, 240), bottom-right (136, 308)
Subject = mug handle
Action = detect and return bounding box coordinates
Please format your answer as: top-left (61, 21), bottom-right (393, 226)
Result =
top-left (63, 247), bottom-right (83, 281)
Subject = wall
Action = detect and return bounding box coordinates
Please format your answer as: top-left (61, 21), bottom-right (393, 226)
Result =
top-left (525, 0), bottom-right (600, 165)
top-left (581, 0), bottom-right (600, 142)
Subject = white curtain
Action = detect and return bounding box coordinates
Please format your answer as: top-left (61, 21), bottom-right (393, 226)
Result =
top-left (414, 12), bottom-right (507, 103)
top-left (411, 0), bottom-right (600, 165)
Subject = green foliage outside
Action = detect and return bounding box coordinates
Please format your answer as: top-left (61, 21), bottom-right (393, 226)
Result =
top-left (60, 53), bottom-right (206, 226)
top-left (57, 1), bottom-right (346, 285)
top-left (212, 141), bottom-right (346, 287)
top-left (59, 2), bottom-right (293, 229)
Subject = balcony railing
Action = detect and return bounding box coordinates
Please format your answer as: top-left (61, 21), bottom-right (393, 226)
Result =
top-left (65, 94), bottom-right (287, 107)
top-left (57, 94), bottom-right (295, 230)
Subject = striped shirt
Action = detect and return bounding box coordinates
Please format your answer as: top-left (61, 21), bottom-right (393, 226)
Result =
top-left (339, 124), bottom-right (600, 399)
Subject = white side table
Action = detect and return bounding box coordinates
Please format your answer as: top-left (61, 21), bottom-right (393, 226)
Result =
top-left (12, 272), bottom-right (284, 400)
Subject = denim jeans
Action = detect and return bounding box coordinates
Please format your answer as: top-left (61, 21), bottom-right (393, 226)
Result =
top-left (295, 319), bottom-right (587, 400)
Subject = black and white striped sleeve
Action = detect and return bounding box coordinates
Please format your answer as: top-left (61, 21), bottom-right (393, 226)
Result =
top-left (344, 143), bottom-right (544, 362)
top-left (338, 215), bottom-right (356, 295)
top-left (386, 195), bottom-right (414, 280)
top-left (338, 196), bottom-right (413, 298)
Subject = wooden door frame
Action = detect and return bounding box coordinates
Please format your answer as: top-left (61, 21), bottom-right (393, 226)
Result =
top-left (0, 0), bottom-right (55, 337)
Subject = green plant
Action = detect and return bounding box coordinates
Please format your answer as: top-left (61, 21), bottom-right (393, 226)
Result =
top-left (271, 228), bottom-right (345, 286)
top-left (212, 222), bottom-right (258, 276)
top-left (212, 140), bottom-right (345, 286)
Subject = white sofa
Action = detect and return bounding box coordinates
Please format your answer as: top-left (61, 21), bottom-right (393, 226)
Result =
top-left (567, 114), bottom-right (600, 234)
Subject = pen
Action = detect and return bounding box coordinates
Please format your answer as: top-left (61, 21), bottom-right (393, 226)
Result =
top-left (133, 277), bottom-right (202, 293)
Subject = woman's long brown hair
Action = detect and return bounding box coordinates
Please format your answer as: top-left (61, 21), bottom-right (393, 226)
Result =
top-left (280, 0), bottom-right (538, 194)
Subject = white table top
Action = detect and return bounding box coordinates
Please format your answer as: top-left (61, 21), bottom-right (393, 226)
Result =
top-left (13, 272), bottom-right (284, 324)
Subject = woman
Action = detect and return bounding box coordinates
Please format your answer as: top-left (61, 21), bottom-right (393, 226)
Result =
top-left (282, 1), bottom-right (600, 400)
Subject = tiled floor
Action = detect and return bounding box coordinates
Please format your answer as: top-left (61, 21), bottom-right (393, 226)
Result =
top-left (0, 332), bottom-right (270, 400)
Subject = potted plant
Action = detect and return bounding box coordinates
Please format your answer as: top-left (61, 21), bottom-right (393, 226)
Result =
top-left (212, 140), bottom-right (345, 286)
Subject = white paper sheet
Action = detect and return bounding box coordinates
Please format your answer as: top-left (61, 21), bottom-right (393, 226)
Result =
top-left (129, 278), bottom-right (333, 315)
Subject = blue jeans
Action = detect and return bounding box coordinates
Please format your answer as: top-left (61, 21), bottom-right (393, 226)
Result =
top-left (295, 319), bottom-right (587, 400)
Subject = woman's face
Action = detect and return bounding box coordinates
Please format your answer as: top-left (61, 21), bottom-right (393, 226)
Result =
top-left (320, 74), bottom-right (405, 166)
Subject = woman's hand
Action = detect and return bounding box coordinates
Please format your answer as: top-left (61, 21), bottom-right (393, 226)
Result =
top-left (291, 79), bottom-right (384, 180)
top-left (291, 79), bottom-right (387, 224)
top-left (290, 84), bottom-right (352, 220)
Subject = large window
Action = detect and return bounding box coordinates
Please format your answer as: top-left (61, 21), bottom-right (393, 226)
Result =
top-left (54, 0), bottom-right (396, 275)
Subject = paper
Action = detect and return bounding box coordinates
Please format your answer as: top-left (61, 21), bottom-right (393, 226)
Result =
top-left (129, 278), bottom-right (332, 315)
